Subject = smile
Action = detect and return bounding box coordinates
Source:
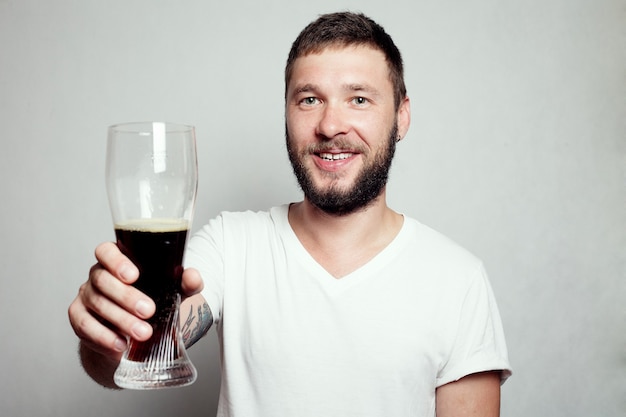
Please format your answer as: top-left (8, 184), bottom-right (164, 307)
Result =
top-left (318, 152), bottom-right (353, 161)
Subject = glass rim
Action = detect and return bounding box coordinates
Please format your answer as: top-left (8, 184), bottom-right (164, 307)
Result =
top-left (108, 121), bottom-right (195, 134)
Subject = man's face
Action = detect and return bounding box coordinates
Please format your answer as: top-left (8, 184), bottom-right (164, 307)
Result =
top-left (285, 45), bottom-right (408, 215)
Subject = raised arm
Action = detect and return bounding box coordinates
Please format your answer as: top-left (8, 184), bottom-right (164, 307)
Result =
top-left (68, 242), bottom-right (212, 388)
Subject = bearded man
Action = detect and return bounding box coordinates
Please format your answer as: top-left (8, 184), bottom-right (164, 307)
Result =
top-left (69, 11), bottom-right (511, 417)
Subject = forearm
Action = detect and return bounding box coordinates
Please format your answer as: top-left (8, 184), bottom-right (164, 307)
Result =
top-left (180, 294), bottom-right (214, 348)
top-left (79, 341), bottom-right (122, 389)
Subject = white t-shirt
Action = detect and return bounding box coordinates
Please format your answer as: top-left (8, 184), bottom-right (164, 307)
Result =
top-left (186, 205), bottom-right (511, 417)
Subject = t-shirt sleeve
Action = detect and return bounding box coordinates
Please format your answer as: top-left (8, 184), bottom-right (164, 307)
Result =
top-left (184, 216), bottom-right (226, 324)
top-left (436, 263), bottom-right (512, 386)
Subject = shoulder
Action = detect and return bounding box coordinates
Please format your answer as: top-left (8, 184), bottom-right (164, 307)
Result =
top-left (189, 205), bottom-right (289, 252)
top-left (195, 205), bottom-right (286, 234)
top-left (401, 216), bottom-right (483, 271)
top-left (221, 204), bottom-right (288, 226)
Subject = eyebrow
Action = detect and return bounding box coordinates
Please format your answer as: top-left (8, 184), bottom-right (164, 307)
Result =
top-left (293, 83), bottom-right (317, 95)
top-left (291, 83), bottom-right (382, 97)
top-left (345, 83), bottom-right (381, 97)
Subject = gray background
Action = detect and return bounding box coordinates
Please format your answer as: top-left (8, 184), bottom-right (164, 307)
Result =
top-left (1, 0), bottom-right (624, 416)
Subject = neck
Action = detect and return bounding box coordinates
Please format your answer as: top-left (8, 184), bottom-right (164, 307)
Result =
top-left (288, 190), bottom-right (404, 278)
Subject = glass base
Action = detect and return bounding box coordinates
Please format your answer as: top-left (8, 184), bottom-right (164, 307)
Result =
top-left (114, 357), bottom-right (197, 389)
top-left (113, 293), bottom-right (197, 390)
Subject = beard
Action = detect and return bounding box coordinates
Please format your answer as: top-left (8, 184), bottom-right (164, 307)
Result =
top-left (286, 123), bottom-right (398, 216)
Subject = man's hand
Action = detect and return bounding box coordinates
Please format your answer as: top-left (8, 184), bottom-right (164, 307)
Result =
top-left (67, 242), bottom-right (204, 386)
top-left (69, 242), bottom-right (155, 358)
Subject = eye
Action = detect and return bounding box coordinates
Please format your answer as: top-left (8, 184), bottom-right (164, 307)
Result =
top-left (352, 96), bottom-right (369, 106)
top-left (300, 97), bottom-right (319, 106)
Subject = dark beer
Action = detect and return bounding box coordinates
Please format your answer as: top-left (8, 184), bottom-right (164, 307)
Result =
top-left (115, 220), bottom-right (189, 362)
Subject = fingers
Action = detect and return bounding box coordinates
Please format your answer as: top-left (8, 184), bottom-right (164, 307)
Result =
top-left (88, 262), bottom-right (155, 320)
top-left (94, 242), bottom-right (139, 284)
top-left (68, 293), bottom-right (128, 355)
top-left (69, 242), bottom-right (203, 360)
top-left (68, 243), bottom-right (157, 357)
top-left (69, 279), bottom-right (153, 353)
top-left (84, 263), bottom-right (154, 338)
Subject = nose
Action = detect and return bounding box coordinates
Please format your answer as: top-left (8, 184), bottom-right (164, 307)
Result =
top-left (316, 102), bottom-right (348, 139)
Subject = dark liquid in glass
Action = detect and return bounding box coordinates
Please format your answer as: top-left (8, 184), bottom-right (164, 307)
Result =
top-left (115, 222), bottom-right (188, 362)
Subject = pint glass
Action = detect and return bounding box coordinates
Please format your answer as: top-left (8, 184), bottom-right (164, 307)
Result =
top-left (106, 122), bottom-right (198, 389)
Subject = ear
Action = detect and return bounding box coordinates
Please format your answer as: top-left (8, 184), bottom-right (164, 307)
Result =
top-left (396, 96), bottom-right (411, 141)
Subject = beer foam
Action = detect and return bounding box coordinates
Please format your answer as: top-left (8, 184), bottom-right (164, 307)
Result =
top-left (115, 218), bottom-right (189, 232)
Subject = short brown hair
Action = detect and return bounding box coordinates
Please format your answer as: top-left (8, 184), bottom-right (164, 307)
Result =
top-left (285, 12), bottom-right (407, 109)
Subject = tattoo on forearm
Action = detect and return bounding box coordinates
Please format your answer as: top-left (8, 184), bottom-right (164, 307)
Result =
top-left (181, 302), bottom-right (213, 348)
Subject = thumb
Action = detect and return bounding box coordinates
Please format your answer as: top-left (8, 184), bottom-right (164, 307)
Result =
top-left (181, 267), bottom-right (203, 298)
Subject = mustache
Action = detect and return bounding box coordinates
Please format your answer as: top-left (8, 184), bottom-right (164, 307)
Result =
top-left (301, 138), bottom-right (367, 154)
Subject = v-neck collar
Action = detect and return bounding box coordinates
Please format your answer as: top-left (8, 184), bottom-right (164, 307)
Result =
top-left (271, 204), bottom-right (410, 296)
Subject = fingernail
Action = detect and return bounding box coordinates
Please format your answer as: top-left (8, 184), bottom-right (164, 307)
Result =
top-left (114, 337), bottom-right (127, 352)
top-left (135, 300), bottom-right (152, 317)
top-left (119, 263), bottom-right (138, 281)
top-left (132, 322), bottom-right (151, 339)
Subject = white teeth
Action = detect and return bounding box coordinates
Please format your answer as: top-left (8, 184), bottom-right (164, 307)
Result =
top-left (319, 152), bottom-right (352, 161)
